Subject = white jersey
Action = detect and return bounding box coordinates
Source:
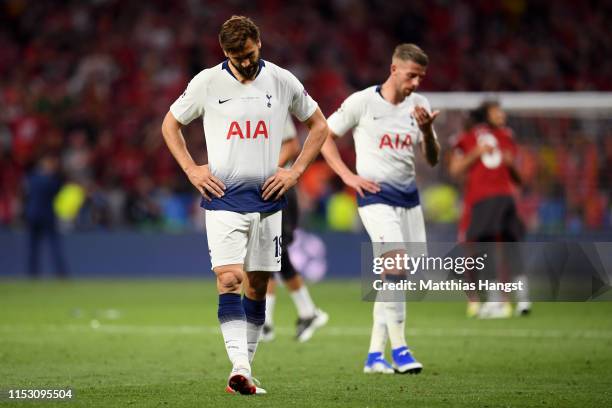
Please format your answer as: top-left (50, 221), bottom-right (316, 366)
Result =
top-left (281, 117), bottom-right (298, 168)
top-left (170, 59), bottom-right (317, 212)
top-left (282, 117), bottom-right (297, 143)
top-left (327, 85), bottom-right (434, 208)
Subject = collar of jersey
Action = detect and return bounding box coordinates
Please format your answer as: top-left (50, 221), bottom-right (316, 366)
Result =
top-left (222, 59), bottom-right (266, 82)
top-left (375, 84), bottom-right (393, 104)
top-left (375, 84), bottom-right (410, 106)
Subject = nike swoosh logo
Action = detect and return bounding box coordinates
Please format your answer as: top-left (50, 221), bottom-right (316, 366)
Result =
top-left (218, 98), bottom-right (232, 104)
top-left (373, 116), bottom-right (384, 120)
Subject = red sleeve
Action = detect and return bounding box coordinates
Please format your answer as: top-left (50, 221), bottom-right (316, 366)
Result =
top-left (502, 127), bottom-right (518, 155)
top-left (453, 131), bottom-right (470, 154)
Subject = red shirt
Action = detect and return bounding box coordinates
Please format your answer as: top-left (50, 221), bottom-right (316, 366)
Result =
top-left (10, 114), bottom-right (45, 164)
top-left (454, 124), bottom-right (518, 237)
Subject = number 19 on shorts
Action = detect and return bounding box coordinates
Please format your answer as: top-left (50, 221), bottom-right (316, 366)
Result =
top-left (273, 235), bottom-right (282, 258)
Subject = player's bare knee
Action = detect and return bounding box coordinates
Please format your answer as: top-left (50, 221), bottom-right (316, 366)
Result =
top-left (215, 268), bottom-right (243, 292)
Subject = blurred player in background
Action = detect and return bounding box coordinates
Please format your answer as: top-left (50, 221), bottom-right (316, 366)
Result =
top-left (321, 44), bottom-right (439, 374)
top-left (24, 154), bottom-right (68, 279)
top-left (261, 118), bottom-right (329, 343)
top-left (449, 101), bottom-right (531, 318)
top-left (161, 16), bottom-right (328, 395)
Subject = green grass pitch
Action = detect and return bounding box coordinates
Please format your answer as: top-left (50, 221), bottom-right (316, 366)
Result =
top-left (1, 280), bottom-right (611, 407)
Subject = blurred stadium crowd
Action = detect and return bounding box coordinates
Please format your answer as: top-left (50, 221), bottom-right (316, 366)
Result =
top-left (1, 0), bottom-right (610, 234)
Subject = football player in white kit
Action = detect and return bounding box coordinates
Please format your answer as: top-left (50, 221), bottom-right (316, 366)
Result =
top-left (321, 44), bottom-right (440, 374)
top-left (161, 16), bottom-right (328, 395)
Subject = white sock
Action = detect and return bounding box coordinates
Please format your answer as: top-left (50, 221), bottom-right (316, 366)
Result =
top-left (246, 322), bottom-right (263, 363)
top-left (290, 286), bottom-right (316, 319)
top-left (515, 274), bottom-right (530, 302)
top-left (264, 294), bottom-right (276, 326)
top-left (242, 296), bottom-right (266, 364)
top-left (220, 320), bottom-right (250, 370)
top-left (368, 295), bottom-right (388, 353)
top-left (487, 285), bottom-right (505, 302)
top-left (383, 300), bottom-right (407, 350)
top-left (380, 275), bottom-right (407, 350)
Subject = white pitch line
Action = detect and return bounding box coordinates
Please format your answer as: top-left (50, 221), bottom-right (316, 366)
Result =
top-left (1, 324), bottom-right (612, 340)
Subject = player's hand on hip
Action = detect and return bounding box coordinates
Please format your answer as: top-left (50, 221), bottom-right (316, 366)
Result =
top-left (262, 168), bottom-right (299, 200)
top-left (185, 164), bottom-right (226, 201)
top-left (414, 105), bottom-right (440, 132)
top-left (341, 173), bottom-right (380, 198)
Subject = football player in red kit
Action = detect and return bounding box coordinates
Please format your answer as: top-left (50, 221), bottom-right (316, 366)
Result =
top-left (450, 101), bottom-right (530, 318)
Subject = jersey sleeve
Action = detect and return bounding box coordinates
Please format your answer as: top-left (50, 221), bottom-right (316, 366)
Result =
top-left (170, 71), bottom-right (208, 125)
top-left (282, 117), bottom-right (298, 142)
top-left (453, 131), bottom-right (472, 155)
top-left (505, 128), bottom-right (518, 155)
top-left (286, 71), bottom-right (318, 122)
top-left (327, 92), bottom-right (363, 137)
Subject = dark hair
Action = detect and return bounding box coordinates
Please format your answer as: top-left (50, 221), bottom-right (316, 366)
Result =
top-left (392, 43), bottom-right (429, 66)
top-left (470, 100), bottom-right (500, 126)
top-left (218, 15), bottom-right (260, 53)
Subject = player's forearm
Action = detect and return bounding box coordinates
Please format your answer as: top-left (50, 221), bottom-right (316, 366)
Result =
top-left (291, 126), bottom-right (326, 176)
top-left (161, 111), bottom-right (198, 173)
top-left (422, 129), bottom-right (440, 167)
top-left (320, 133), bottom-right (354, 180)
top-left (449, 149), bottom-right (480, 179)
top-left (290, 110), bottom-right (328, 177)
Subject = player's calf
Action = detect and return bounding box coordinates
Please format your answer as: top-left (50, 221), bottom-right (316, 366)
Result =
top-left (244, 271), bottom-right (271, 300)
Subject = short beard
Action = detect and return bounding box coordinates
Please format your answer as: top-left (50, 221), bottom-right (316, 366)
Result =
top-left (231, 59), bottom-right (260, 80)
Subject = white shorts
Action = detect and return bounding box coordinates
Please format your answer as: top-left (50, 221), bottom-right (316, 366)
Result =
top-left (358, 204), bottom-right (427, 257)
top-left (205, 210), bottom-right (282, 272)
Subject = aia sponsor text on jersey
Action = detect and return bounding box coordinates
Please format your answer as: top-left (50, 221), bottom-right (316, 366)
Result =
top-left (379, 133), bottom-right (414, 150)
top-left (226, 120), bottom-right (269, 140)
